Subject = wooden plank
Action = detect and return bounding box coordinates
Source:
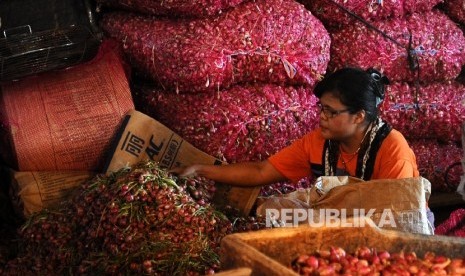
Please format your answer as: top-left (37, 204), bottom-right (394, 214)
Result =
top-left (215, 267), bottom-right (252, 276)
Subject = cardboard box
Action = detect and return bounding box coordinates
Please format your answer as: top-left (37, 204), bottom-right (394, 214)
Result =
top-left (9, 170), bottom-right (94, 217)
top-left (105, 110), bottom-right (260, 215)
top-left (220, 221), bottom-right (465, 276)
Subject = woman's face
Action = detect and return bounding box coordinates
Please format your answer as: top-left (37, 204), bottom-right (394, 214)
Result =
top-left (318, 92), bottom-right (360, 140)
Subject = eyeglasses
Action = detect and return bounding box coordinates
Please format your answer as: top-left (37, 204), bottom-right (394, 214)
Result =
top-left (317, 102), bottom-right (351, 118)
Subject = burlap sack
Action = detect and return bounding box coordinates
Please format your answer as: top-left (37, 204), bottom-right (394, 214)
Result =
top-left (257, 176), bottom-right (433, 235)
top-left (9, 170), bottom-right (94, 217)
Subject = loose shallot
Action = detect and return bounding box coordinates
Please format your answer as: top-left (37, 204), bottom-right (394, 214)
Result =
top-left (292, 246), bottom-right (465, 275)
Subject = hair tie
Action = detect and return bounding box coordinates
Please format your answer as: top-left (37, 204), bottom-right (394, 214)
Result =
top-left (371, 72), bottom-right (390, 86)
top-left (367, 69), bottom-right (389, 104)
top-left (371, 72), bottom-right (382, 81)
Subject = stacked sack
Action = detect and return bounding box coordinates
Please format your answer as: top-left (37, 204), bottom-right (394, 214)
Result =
top-left (300, 0), bottom-right (465, 193)
top-left (300, 0), bottom-right (442, 30)
top-left (100, 0), bottom-right (331, 195)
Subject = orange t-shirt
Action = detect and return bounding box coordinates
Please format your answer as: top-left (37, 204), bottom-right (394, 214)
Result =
top-left (268, 128), bottom-right (419, 183)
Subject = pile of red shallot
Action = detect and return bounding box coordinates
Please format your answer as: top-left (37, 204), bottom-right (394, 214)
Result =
top-left (291, 246), bottom-right (465, 275)
top-left (0, 161), bottom-right (270, 275)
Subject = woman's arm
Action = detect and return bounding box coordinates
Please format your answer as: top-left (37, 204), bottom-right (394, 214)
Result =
top-left (171, 160), bottom-right (287, 187)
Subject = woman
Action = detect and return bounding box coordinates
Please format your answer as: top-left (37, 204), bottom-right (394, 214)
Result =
top-left (173, 67), bottom-right (420, 185)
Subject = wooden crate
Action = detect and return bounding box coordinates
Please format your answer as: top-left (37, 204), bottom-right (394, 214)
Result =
top-left (220, 223), bottom-right (465, 276)
top-left (215, 267), bottom-right (252, 276)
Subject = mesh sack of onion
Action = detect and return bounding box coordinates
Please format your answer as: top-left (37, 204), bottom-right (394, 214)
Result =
top-left (435, 208), bottom-right (465, 238)
top-left (443, 0), bottom-right (465, 25)
top-left (330, 10), bottom-right (465, 83)
top-left (100, 0), bottom-right (330, 94)
top-left (409, 139), bottom-right (463, 192)
top-left (379, 81), bottom-right (465, 142)
top-left (299, 0), bottom-right (442, 30)
top-left (1, 162), bottom-right (272, 275)
top-left (96, 0), bottom-right (247, 18)
top-left (143, 83), bottom-right (319, 164)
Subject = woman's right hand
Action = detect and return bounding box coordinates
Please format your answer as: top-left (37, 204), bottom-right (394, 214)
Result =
top-left (169, 165), bottom-right (201, 177)
top-left (170, 161), bottom-right (285, 187)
